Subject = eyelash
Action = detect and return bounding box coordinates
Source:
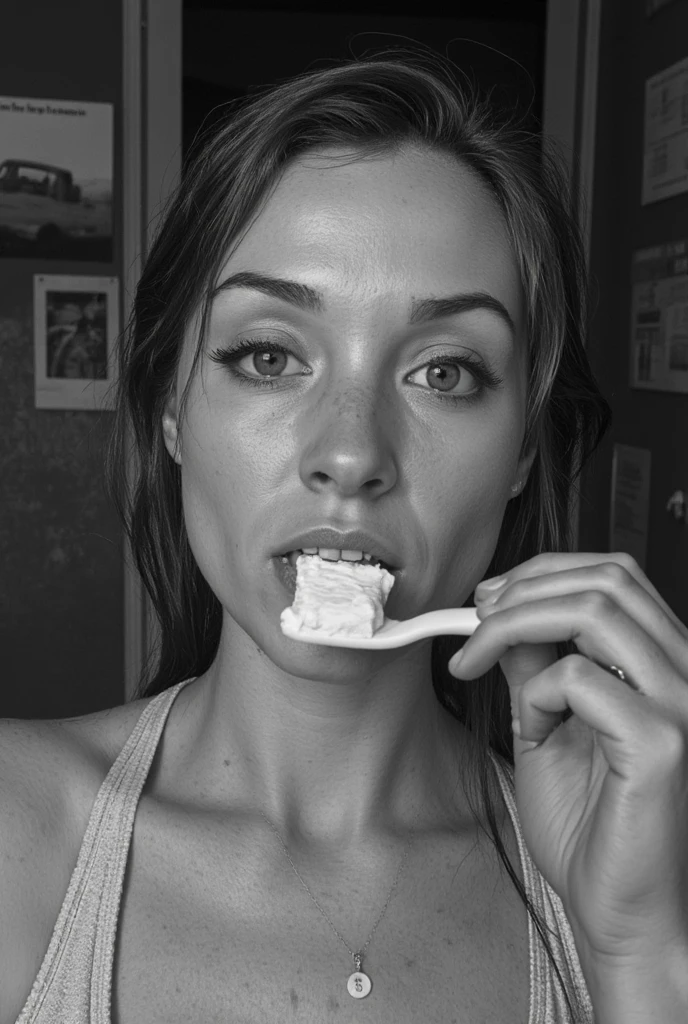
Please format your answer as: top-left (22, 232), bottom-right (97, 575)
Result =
top-left (208, 337), bottom-right (505, 405)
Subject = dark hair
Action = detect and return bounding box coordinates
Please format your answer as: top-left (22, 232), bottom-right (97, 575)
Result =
top-left (105, 49), bottom-right (611, 1019)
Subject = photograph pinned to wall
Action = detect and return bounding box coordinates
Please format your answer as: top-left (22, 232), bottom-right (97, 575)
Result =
top-left (629, 240), bottom-right (688, 393)
top-left (34, 275), bottom-right (119, 411)
top-left (641, 56), bottom-right (688, 205)
top-left (0, 97), bottom-right (113, 260)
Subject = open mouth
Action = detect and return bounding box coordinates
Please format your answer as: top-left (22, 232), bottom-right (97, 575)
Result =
top-left (280, 549), bottom-right (397, 574)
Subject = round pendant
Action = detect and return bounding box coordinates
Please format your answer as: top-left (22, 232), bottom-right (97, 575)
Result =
top-left (347, 970), bottom-right (372, 998)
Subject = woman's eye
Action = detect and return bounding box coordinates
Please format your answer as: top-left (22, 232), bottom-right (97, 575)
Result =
top-left (408, 359), bottom-right (480, 397)
top-left (208, 340), bottom-right (307, 383)
top-left (235, 344), bottom-right (304, 378)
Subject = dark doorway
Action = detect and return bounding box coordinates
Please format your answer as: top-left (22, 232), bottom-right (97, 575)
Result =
top-left (183, 1), bottom-right (548, 163)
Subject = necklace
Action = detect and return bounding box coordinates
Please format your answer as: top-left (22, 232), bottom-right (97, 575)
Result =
top-left (259, 810), bottom-right (416, 999)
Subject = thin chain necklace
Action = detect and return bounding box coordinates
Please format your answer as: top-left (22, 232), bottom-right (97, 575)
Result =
top-left (259, 809), bottom-right (417, 999)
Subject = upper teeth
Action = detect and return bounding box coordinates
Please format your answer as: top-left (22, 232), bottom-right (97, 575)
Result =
top-left (280, 547), bottom-right (393, 569)
top-left (302, 547), bottom-right (376, 563)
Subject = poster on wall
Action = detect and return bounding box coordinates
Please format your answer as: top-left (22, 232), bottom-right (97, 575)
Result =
top-left (609, 445), bottom-right (651, 572)
top-left (641, 56), bottom-right (688, 205)
top-left (0, 97), bottom-right (113, 260)
top-left (33, 275), bottom-right (119, 411)
top-left (629, 240), bottom-right (688, 393)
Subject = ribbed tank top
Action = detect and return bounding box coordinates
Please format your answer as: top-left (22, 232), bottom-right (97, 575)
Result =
top-left (14, 676), bottom-right (594, 1024)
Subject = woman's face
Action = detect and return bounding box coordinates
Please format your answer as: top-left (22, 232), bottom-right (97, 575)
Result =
top-left (163, 144), bottom-right (534, 674)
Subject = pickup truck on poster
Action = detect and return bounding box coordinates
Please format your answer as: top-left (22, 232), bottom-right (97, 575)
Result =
top-left (0, 158), bottom-right (111, 248)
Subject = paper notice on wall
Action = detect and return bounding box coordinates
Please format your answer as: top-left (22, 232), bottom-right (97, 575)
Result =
top-left (610, 445), bottom-right (651, 572)
top-left (630, 240), bottom-right (688, 393)
top-left (642, 56), bottom-right (688, 205)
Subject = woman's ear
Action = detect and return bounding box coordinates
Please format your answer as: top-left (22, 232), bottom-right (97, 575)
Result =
top-left (513, 444), bottom-right (537, 494)
top-left (162, 394), bottom-right (182, 465)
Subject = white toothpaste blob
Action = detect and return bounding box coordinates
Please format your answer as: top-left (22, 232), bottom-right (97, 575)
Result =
top-left (280, 553), bottom-right (396, 638)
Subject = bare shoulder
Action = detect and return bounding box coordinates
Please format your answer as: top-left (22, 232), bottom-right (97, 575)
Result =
top-left (0, 701), bottom-right (148, 1024)
top-left (0, 695), bottom-right (151, 825)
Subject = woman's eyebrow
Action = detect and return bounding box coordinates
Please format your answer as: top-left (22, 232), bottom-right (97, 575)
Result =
top-left (408, 293), bottom-right (516, 340)
top-left (212, 270), bottom-right (324, 314)
top-left (212, 270), bottom-right (516, 340)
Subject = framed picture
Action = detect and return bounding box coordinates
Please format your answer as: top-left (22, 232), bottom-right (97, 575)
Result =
top-left (33, 274), bottom-right (119, 411)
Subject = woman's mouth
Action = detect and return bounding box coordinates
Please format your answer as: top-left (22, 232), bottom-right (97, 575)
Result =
top-left (273, 549), bottom-right (398, 596)
top-left (280, 548), bottom-right (394, 571)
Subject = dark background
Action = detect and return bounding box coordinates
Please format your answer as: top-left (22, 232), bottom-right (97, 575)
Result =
top-left (182, 1), bottom-right (548, 163)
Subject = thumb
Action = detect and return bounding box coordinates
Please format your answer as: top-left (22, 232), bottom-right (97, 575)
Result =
top-left (500, 641), bottom-right (559, 725)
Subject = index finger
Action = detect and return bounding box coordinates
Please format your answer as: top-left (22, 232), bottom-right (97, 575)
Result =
top-left (491, 551), bottom-right (688, 640)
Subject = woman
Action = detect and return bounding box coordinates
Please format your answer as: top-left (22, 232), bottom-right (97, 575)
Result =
top-left (8, 51), bottom-right (688, 1023)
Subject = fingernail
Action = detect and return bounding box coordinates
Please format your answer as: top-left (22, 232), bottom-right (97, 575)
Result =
top-left (476, 575), bottom-right (507, 592)
top-left (448, 650), bottom-right (464, 674)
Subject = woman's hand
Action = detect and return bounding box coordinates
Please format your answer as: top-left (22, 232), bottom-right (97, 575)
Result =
top-left (448, 552), bottom-right (688, 973)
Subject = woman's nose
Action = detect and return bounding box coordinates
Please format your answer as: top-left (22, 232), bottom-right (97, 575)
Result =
top-left (297, 384), bottom-right (398, 499)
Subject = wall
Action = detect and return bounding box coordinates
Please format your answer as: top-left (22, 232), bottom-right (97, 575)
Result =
top-left (0, 1), bottom-right (124, 718)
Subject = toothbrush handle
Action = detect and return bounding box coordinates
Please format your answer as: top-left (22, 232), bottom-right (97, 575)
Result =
top-left (397, 607), bottom-right (480, 639)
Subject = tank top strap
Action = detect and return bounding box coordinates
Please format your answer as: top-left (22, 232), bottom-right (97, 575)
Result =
top-left (488, 749), bottom-right (594, 1024)
top-left (14, 676), bottom-right (196, 1024)
top-left (90, 676), bottom-right (196, 1021)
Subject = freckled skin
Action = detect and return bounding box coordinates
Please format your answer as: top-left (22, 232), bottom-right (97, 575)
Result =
top-left (160, 144), bottom-right (536, 842)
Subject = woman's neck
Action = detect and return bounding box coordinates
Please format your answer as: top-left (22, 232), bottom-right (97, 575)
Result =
top-left (162, 628), bottom-right (478, 847)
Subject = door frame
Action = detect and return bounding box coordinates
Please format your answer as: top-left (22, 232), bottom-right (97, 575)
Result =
top-left (542, 0), bottom-right (602, 551)
top-left (122, 0), bottom-right (181, 702)
top-left (122, 0), bottom-right (601, 701)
